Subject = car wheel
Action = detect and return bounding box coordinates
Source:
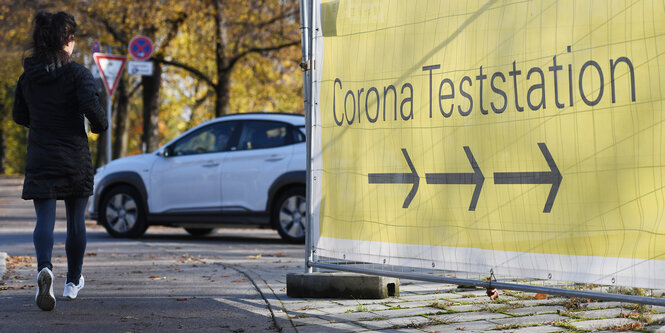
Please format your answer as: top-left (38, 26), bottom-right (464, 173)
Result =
top-left (273, 187), bottom-right (306, 244)
top-left (185, 228), bottom-right (215, 237)
top-left (100, 185), bottom-right (148, 238)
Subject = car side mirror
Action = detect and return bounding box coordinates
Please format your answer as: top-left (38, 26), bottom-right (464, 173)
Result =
top-left (161, 145), bottom-right (173, 157)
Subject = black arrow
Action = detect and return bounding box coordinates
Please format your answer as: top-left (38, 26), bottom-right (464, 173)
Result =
top-left (368, 148), bottom-right (419, 208)
top-left (493, 142), bottom-right (562, 213)
top-left (425, 146), bottom-right (484, 211)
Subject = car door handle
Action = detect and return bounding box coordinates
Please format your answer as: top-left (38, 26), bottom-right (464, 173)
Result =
top-left (202, 162), bottom-right (220, 167)
top-left (265, 155), bottom-right (284, 162)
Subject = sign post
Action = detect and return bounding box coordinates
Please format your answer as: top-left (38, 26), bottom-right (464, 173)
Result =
top-left (92, 53), bottom-right (127, 164)
top-left (128, 35), bottom-right (154, 76)
top-left (91, 40), bottom-right (102, 54)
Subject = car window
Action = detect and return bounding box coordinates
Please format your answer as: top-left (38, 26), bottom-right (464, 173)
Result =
top-left (236, 121), bottom-right (291, 150)
top-left (172, 121), bottom-right (237, 156)
top-left (293, 126), bottom-right (306, 143)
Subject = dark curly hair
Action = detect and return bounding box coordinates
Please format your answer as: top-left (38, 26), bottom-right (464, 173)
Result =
top-left (29, 11), bottom-right (77, 65)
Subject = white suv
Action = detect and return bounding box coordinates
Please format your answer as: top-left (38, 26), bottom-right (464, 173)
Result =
top-left (88, 113), bottom-right (307, 243)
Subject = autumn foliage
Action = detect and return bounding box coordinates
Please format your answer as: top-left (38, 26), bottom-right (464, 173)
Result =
top-left (0, 0), bottom-right (303, 172)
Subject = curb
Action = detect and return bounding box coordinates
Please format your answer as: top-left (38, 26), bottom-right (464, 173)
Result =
top-left (0, 252), bottom-right (7, 280)
top-left (230, 265), bottom-right (297, 333)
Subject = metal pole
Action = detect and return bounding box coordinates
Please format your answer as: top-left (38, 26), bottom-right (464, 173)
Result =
top-left (106, 96), bottom-right (112, 164)
top-left (300, 0), bottom-right (313, 274)
top-left (310, 262), bottom-right (665, 306)
top-left (105, 45), bottom-right (113, 165)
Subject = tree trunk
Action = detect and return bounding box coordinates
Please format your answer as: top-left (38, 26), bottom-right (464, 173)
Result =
top-left (212, 0), bottom-right (230, 117)
top-left (142, 63), bottom-right (161, 153)
top-left (113, 76), bottom-right (129, 159)
top-left (216, 71), bottom-right (231, 117)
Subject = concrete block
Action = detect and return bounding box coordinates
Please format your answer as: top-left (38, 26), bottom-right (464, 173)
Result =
top-left (286, 272), bottom-right (399, 299)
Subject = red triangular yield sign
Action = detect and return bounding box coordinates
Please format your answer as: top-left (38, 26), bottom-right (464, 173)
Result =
top-left (93, 53), bottom-right (127, 97)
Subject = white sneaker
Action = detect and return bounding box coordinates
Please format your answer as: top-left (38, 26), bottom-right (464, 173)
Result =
top-left (63, 275), bottom-right (84, 299)
top-left (35, 267), bottom-right (56, 311)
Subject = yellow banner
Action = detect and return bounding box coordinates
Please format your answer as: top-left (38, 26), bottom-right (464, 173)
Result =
top-left (317, 0), bottom-right (665, 263)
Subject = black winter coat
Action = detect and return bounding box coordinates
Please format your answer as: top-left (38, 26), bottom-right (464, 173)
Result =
top-left (12, 58), bottom-right (108, 200)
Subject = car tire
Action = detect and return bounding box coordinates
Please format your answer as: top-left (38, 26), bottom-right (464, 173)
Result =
top-left (272, 187), bottom-right (306, 244)
top-left (184, 228), bottom-right (215, 237)
top-left (99, 185), bottom-right (148, 238)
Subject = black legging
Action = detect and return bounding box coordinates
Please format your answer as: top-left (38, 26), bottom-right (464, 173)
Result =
top-left (33, 197), bottom-right (88, 284)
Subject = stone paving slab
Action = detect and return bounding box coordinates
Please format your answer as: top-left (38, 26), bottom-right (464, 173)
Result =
top-left (650, 313), bottom-right (665, 322)
top-left (295, 321), bottom-right (367, 332)
top-left (317, 310), bottom-right (384, 322)
top-left (488, 313), bottom-right (564, 327)
top-left (333, 298), bottom-right (402, 306)
top-left (371, 306), bottom-right (443, 317)
top-left (424, 320), bottom-right (497, 332)
top-left (578, 301), bottom-right (623, 309)
top-left (644, 324), bottom-right (665, 332)
top-left (315, 305), bottom-right (369, 315)
top-left (453, 295), bottom-right (509, 304)
top-left (394, 293), bottom-right (462, 302)
top-left (507, 305), bottom-right (567, 315)
top-left (371, 329), bottom-right (423, 333)
top-left (428, 310), bottom-right (509, 323)
top-left (290, 315), bottom-right (331, 326)
top-left (507, 325), bottom-right (564, 333)
top-left (572, 307), bottom-right (626, 319)
top-left (383, 300), bottom-right (441, 309)
top-left (513, 298), bottom-right (569, 307)
top-left (570, 317), bottom-right (637, 331)
top-left (355, 315), bottom-right (433, 330)
top-left (446, 302), bottom-right (506, 312)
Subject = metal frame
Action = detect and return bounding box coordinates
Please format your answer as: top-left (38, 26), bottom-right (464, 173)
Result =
top-left (310, 261), bottom-right (665, 306)
top-left (300, 0), bottom-right (315, 274)
top-left (298, 0), bottom-right (665, 306)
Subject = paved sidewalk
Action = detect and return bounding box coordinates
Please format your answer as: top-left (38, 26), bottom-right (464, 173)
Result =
top-left (235, 259), bottom-right (665, 332)
top-left (3, 248), bottom-right (665, 332)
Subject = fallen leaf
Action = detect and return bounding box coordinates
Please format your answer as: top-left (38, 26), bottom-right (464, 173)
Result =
top-left (535, 293), bottom-right (547, 300)
top-left (232, 280), bottom-right (246, 283)
top-left (176, 298), bottom-right (188, 301)
top-left (149, 275), bottom-right (159, 279)
top-left (222, 275), bottom-right (231, 278)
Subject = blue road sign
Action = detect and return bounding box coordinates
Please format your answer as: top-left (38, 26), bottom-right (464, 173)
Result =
top-left (92, 40), bottom-right (101, 54)
top-left (128, 36), bottom-right (154, 61)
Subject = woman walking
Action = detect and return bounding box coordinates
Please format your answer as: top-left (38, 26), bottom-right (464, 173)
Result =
top-left (12, 11), bottom-right (108, 311)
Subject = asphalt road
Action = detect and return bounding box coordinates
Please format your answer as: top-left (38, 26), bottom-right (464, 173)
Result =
top-left (0, 176), bottom-right (305, 332)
